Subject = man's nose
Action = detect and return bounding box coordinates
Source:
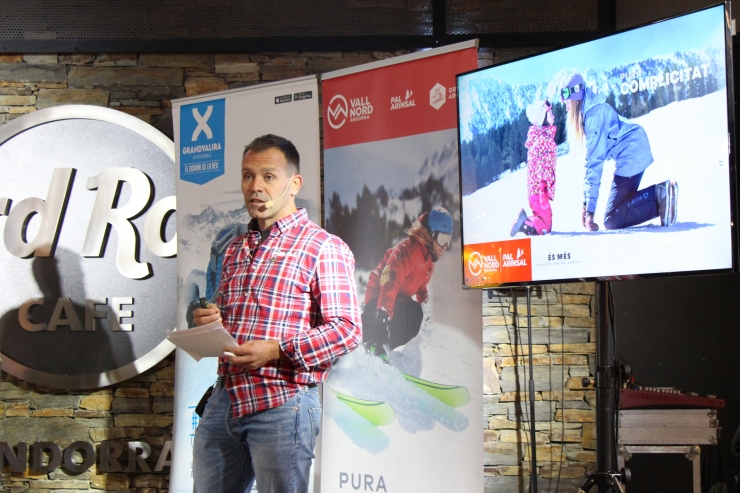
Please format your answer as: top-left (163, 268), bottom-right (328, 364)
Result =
top-left (247, 176), bottom-right (265, 193)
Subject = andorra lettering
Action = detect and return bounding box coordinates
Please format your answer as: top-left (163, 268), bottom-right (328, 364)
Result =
top-left (0, 440), bottom-right (172, 474)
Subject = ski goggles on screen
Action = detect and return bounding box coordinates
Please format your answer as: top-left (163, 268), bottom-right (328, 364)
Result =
top-left (435, 232), bottom-right (452, 249)
top-left (560, 83), bottom-right (583, 100)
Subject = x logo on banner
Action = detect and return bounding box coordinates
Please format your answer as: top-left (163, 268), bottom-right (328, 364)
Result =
top-left (191, 106), bottom-right (213, 141)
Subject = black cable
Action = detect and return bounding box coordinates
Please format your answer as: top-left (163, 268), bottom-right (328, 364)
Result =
top-left (716, 441), bottom-right (724, 493)
top-left (703, 445), bottom-right (711, 493)
top-left (519, 287), bottom-right (534, 489)
top-left (608, 282), bottom-right (621, 477)
top-left (526, 286), bottom-right (538, 493)
top-left (554, 284), bottom-right (565, 493)
top-left (510, 287), bottom-right (542, 492)
top-left (511, 288), bottom-right (531, 425)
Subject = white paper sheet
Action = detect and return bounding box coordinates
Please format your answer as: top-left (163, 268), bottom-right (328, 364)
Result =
top-left (166, 321), bottom-right (239, 362)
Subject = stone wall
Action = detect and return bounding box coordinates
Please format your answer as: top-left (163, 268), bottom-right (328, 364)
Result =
top-left (0, 356), bottom-right (174, 492)
top-left (483, 284), bottom-right (597, 493)
top-left (0, 50), bottom-right (596, 493)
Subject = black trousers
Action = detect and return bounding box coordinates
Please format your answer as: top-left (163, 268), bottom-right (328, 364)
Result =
top-left (603, 172), bottom-right (660, 230)
top-left (361, 295), bottom-right (423, 352)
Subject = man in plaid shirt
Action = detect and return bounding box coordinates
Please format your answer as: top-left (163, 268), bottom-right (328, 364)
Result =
top-left (192, 134), bottom-right (362, 493)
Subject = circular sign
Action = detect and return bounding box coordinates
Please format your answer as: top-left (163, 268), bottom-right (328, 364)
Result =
top-left (0, 105), bottom-right (176, 389)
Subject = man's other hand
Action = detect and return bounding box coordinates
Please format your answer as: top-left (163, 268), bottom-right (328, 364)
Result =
top-left (193, 305), bottom-right (222, 326)
top-left (227, 340), bottom-right (282, 370)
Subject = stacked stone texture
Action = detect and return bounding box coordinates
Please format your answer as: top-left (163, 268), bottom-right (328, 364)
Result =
top-left (0, 48), bottom-right (532, 138)
top-left (483, 283), bottom-right (597, 493)
top-left (0, 49), bottom-right (593, 493)
top-left (0, 356), bottom-right (174, 492)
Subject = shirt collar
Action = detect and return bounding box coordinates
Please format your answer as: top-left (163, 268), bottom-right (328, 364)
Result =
top-left (247, 208), bottom-right (308, 237)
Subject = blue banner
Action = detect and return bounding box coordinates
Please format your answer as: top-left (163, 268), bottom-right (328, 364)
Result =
top-left (179, 98), bottom-right (226, 185)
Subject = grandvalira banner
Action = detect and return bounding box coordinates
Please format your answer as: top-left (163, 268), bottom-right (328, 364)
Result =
top-left (170, 76), bottom-right (321, 493)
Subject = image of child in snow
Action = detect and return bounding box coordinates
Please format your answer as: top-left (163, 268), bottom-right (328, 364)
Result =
top-left (361, 207), bottom-right (453, 359)
top-left (562, 72), bottom-right (678, 231)
top-left (511, 99), bottom-right (557, 236)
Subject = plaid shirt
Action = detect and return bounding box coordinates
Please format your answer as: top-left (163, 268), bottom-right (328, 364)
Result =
top-left (216, 208), bottom-right (362, 418)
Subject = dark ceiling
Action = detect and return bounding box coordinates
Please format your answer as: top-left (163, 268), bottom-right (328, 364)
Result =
top-left (0, 0), bottom-right (731, 52)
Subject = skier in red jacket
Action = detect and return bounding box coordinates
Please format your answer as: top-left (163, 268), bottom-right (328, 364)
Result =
top-left (362, 207), bottom-right (453, 359)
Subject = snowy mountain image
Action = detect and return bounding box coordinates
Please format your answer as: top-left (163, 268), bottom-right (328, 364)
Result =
top-left (180, 204), bottom-right (251, 259)
top-left (325, 129), bottom-right (461, 278)
top-left (458, 45), bottom-right (726, 198)
top-left (462, 90), bottom-right (733, 281)
top-left (459, 48), bottom-right (725, 145)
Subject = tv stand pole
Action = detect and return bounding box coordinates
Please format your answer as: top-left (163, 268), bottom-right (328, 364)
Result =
top-left (526, 286), bottom-right (538, 493)
top-left (578, 281), bottom-right (628, 492)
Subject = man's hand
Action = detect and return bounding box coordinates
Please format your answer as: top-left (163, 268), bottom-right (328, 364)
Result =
top-left (227, 340), bottom-right (282, 370)
top-left (193, 305), bottom-right (222, 326)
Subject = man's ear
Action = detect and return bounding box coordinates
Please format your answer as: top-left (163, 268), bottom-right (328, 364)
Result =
top-left (290, 174), bottom-right (303, 196)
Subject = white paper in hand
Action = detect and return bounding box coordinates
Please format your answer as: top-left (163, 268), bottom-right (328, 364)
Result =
top-left (166, 321), bottom-right (239, 362)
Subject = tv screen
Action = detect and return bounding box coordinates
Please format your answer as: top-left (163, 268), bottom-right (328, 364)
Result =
top-left (457, 4), bottom-right (736, 288)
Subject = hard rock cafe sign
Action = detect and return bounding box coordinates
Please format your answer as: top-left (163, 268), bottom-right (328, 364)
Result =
top-left (0, 105), bottom-right (176, 389)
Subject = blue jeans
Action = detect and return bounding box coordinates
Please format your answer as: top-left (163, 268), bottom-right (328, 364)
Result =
top-left (193, 382), bottom-right (321, 493)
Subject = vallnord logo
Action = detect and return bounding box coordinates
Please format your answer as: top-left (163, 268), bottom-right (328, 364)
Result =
top-left (468, 251), bottom-right (484, 276)
top-left (327, 94), bottom-right (348, 129)
top-left (468, 251), bottom-right (500, 277)
top-left (328, 94), bottom-right (374, 128)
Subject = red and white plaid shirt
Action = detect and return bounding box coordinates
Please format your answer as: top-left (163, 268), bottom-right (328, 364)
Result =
top-left (216, 208), bottom-right (362, 418)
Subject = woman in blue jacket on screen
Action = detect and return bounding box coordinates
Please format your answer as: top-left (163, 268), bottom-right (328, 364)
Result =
top-left (561, 73), bottom-right (678, 231)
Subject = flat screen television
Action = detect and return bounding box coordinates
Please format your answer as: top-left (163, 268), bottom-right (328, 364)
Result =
top-left (457, 3), bottom-right (737, 288)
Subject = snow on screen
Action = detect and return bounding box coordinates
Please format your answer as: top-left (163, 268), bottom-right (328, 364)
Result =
top-left (456, 4), bottom-right (733, 287)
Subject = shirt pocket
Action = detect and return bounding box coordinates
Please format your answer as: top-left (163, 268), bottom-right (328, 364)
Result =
top-left (256, 258), bottom-right (313, 306)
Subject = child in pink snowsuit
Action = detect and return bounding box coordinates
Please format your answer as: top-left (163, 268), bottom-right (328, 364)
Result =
top-left (511, 99), bottom-right (557, 236)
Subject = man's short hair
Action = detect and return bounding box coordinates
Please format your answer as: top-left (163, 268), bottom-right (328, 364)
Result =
top-left (243, 134), bottom-right (300, 175)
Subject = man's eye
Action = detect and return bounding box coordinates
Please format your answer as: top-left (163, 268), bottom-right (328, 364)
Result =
top-left (265, 175), bottom-right (274, 181)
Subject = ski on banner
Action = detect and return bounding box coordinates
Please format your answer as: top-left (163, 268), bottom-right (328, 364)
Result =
top-left (332, 389), bottom-right (396, 426)
top-left (401, 373), bottom-right (471, 408)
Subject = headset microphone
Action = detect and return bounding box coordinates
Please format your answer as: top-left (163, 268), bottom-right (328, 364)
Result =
top-left (263, 174), bottom-right (294, 209)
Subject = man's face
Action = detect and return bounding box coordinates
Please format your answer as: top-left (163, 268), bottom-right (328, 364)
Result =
top-left (241, 148), bottom-right (301, 227)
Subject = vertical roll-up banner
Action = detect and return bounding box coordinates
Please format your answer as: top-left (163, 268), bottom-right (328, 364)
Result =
top-left (320, 41), bottom-right (482, 493)
top-left (170, 76), bottom-right (321, 493)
